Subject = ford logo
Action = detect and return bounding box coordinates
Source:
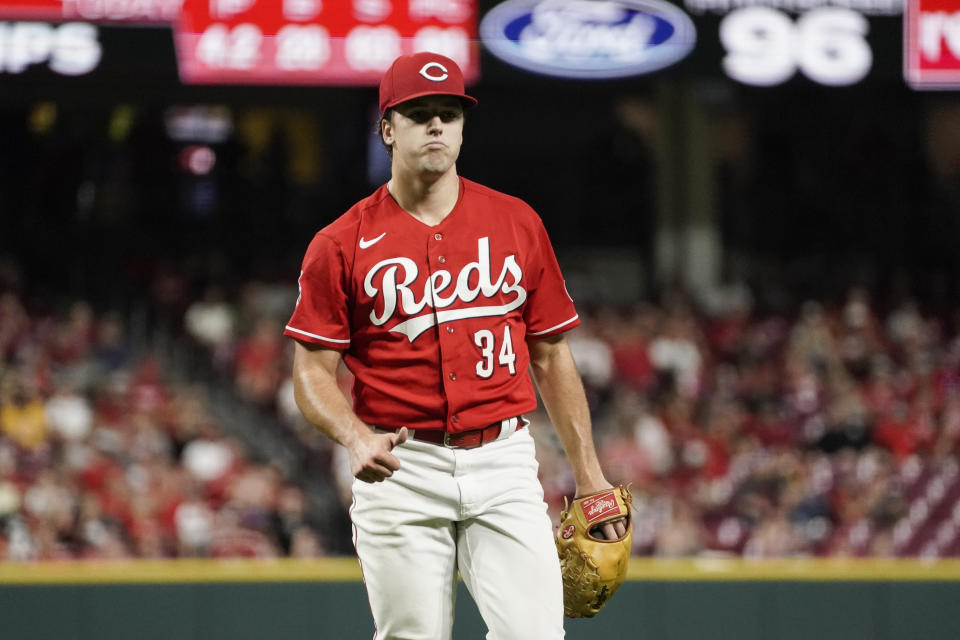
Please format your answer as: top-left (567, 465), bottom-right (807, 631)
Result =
top-left (480, 0), bottom-right (697, 79)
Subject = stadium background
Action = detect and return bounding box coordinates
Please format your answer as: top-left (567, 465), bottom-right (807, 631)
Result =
top-left (2, 0), bottom-right (960, 638)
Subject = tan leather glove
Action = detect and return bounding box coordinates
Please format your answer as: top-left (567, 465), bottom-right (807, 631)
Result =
top-left (555, 485), bottom-right (633, 618)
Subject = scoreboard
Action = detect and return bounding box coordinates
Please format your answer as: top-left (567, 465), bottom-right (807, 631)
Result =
top-left (176, 0), bottom-right (479, 85)
top-left (0, 0), bottom-right (480, 85)
top-left (0, 0), bottom-right (957, 90)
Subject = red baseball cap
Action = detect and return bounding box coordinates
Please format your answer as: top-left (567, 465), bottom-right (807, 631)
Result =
top-left (379, 52), bottom-right (478, 115)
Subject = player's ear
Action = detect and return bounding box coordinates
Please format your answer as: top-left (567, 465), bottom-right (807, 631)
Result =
top-left (381, 113), bottom-right (394, 146)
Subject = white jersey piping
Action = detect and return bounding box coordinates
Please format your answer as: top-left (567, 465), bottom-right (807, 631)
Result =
top-left (527, 314), bottom-right (579, 336)
top-left (285, 325), bottom-right (351, 344)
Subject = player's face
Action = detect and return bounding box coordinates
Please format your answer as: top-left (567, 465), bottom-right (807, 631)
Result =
top-left (383, 96), bottom-right (464, 178)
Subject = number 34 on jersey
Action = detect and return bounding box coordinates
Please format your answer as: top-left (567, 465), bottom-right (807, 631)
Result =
top-left (474, 325), bottom-right (517, 379)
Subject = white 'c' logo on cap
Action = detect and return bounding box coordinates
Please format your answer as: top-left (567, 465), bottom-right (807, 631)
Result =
top-left (419, 62), bottom-right (449, 82)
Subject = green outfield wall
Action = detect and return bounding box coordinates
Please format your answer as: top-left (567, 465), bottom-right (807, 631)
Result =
top-left (1, 558), bottom-right (959, 640)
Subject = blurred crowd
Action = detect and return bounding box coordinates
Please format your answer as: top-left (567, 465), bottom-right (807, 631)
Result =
top-left (5, 260), bottom-right (960, 560)
top-left (560, 287), bottom-right (960, 558)
top-left (0, 281), bottom-right (326, 560)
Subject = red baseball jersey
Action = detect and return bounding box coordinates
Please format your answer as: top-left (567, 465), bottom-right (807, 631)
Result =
top-left (284, 178), bottom-right (579, 432)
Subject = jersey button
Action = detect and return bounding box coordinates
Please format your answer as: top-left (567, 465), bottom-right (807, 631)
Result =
top-left (446, 326), bottom-right (454, 333)
top-left (438, 256), bottom-right (446, 263)
top-left (434, 233), bottom-right (443, 241)
top-left (449, 372), bottom-right (456, 381)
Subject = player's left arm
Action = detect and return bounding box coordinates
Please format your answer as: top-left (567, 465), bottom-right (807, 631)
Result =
top-left (528, 334), bottom-right (627, 540)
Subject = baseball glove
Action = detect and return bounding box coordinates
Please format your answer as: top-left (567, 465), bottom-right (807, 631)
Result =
top-left (555, 485), bottom-right (633, 618)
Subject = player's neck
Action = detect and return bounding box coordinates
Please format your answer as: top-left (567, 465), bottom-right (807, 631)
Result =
top-left (387, 168), bottom-right (460, 227)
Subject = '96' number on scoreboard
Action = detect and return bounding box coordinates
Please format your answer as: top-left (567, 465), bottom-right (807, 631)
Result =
top-left (720, 7), bottom-right (872, 87)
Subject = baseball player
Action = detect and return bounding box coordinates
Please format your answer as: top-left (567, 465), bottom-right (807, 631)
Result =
top-left (285, 52), bottom-right (626, 639)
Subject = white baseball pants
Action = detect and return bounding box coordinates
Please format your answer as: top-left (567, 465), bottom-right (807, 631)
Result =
top-left (350, 425), bottom-right (565, 640)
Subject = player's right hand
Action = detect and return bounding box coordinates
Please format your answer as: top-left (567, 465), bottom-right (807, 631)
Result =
top-left (350, 427), bottom-right (409, 483)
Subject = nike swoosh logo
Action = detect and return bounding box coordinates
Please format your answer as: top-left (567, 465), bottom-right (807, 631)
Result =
top-left (359, 232), bottom-right (386, 249)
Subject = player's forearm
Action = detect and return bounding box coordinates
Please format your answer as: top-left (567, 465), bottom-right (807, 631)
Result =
top-left (292, 343), bottom-right (369, 449)
top-left (528, 336), bottom-right (609, 494)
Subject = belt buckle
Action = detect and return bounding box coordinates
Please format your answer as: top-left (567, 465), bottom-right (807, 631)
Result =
top-left (442, 431), bottom-right (453, 448)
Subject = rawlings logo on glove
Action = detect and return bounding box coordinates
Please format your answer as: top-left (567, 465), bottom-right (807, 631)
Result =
top-left (555, 485), bottom-right (633, 618)
top-left (582, 492), bottom-right (620, 522)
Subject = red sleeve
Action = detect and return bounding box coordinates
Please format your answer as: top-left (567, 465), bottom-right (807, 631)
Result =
top-left (284, 233), bottom-right (352, 349)
top-left (522, 216), bottom-right (580, 339)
